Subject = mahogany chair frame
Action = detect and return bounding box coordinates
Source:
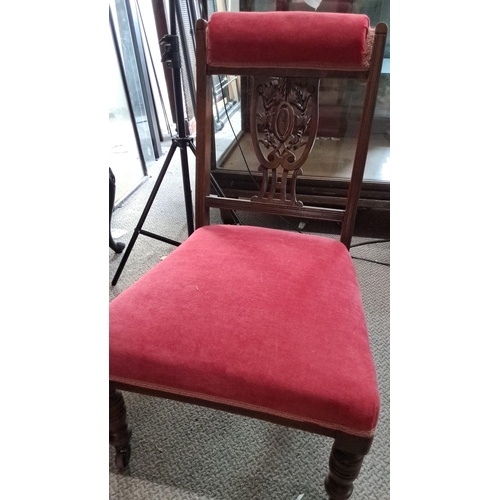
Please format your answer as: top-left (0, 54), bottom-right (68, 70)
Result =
top-left (110, 15), bottom-right (387, 500)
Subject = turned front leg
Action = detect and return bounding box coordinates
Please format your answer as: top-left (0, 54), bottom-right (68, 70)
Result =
top-left (109, 386), bottom-right (132, 471)
top-left (324, 442), bottom-right (365, 500)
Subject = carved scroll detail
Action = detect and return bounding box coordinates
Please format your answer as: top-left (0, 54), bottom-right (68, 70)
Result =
top-left (250, 77), bottom-right (319, 206)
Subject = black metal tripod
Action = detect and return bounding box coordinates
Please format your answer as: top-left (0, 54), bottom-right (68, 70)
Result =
top-left (111, 0), bottom-right (195, 286)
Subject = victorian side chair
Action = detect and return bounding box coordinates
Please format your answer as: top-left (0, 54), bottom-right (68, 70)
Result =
top-left (110, 11), bottom-right (387, 499)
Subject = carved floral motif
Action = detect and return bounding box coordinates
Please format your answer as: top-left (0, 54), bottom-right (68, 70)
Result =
top-left (250, 77), bottom-right (319, 206)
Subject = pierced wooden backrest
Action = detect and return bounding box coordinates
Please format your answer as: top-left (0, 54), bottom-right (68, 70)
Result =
top-left (195, 13), bottom-right (387, 249)
top-left (251, 76), bottom-right (319, 208)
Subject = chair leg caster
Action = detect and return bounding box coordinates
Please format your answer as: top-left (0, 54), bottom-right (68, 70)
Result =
top-left (324, 444), bottom-right (365, 500)
top-left (115, 444), bottom-right (131, 472)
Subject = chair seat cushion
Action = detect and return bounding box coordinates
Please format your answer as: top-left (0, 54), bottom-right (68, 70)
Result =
top-left (109, 225), bottom-right (379, 437)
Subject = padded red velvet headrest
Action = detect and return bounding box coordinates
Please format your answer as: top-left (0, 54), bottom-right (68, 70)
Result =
top-left (206, 12), bottom-right (371, 71)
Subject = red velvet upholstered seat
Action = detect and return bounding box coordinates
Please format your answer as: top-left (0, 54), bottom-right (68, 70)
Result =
top-left (109, 224), bottom-right (379, 437)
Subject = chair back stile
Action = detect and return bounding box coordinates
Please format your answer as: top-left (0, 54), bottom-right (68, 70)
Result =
top-left (341, 22), bottom-right (387, 248)
top-left (194, 17), bottom-right (212, 229)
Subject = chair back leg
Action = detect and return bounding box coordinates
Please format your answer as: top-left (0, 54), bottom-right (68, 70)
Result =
top-left (109, 385), bottom-right (132, 471)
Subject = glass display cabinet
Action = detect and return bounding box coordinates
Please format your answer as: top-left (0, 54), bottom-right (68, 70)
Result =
top-left (210, 0), bottom-right (390, 214)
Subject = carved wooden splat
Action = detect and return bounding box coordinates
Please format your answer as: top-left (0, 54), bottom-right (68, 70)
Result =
top-left (250, 76), bottom-right (320, 206)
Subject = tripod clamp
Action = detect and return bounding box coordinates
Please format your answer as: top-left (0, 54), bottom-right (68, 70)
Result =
top-left (160, 34), bottom-right (181, 69)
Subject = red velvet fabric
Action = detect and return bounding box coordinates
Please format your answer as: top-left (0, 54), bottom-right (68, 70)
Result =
top-left (206, 12), bottom-right (370, 71)
top-left (109, 225), bottom-right (379, 437)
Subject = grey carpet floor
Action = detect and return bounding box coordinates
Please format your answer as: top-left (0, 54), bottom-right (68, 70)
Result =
top-left (109, 144), bottom-right (390, 499)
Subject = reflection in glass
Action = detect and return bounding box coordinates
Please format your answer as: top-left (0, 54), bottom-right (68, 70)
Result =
top-left (111, 0), bottom-right (156, 166)
top-left (213, 75), bottom-right (242, 163)
top-left (109, 27), bottom-right (147, 204)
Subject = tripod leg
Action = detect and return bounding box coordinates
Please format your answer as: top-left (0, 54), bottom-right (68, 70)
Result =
top-left (179, 143), bottom-right (195, 235)
top-left (186, 139), bottom-right (196, 156)
top-left (111, 143), bottom-right (178, 286)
